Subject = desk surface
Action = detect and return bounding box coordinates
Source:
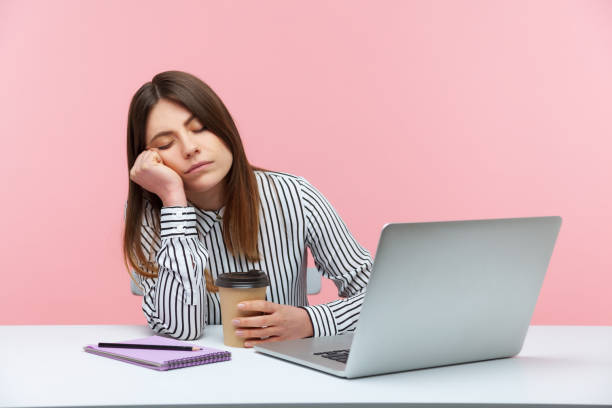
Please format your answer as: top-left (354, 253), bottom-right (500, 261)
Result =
top-left (0, 325), bottom-right (611, 408)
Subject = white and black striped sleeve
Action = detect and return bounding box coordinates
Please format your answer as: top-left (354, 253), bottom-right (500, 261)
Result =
top-left (298, 177), bottom-right (373, 337)
top-left (137, 204), bottom-right (209, 340)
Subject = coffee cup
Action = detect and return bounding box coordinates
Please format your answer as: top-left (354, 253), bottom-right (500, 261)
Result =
top-left (215, 270), bottom-right (269, 347)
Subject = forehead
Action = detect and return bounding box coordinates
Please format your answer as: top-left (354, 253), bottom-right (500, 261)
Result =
top-left (145, 99), bottom-right (197, 141)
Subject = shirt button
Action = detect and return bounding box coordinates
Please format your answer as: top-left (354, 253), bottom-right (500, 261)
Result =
top-left (176, 212), bottom-right (182, 217)
top-left (176, 225), bottom-right (184, 232)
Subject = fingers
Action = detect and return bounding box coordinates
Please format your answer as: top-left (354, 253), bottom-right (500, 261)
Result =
top-left (232, 301), bottom-right (279, 328)
top-left (243, 336), bottom-right (284, 348)
top-left (233, 301), bottom-right (281, 342)
top-left (140, 149), bottom-right (161, 166)
top-left (136, 149), bottom-right (161, 168)
top-left (130, 151), bottom-right (145, 178)
top-left (130, 149), bottom-right (163, 181)
top-left (235, 326), bottom-right (279, 342)
top-left (233, 313), bottom-right (273, 328)
top-left (131, 151), bottom-right (148, 175)
top-left (231, 302), bottom-right (312, 347)
top-left (147, 148), bottom-right (163, 164)
top-left (238, 300), bottom-right (278, 314)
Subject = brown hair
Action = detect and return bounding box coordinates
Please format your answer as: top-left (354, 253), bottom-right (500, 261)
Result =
top-left (123, 71), bottom-right (262, 284)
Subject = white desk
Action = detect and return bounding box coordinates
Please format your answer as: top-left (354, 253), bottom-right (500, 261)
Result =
top-left (0, 325), bottom-right (610, 407)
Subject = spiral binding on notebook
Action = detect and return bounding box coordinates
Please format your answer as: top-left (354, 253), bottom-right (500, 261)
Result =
top-left (167, 351), bottom-right (231, 369)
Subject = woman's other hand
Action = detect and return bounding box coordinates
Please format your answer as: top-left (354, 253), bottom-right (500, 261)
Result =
top-left (129, 148), bottom-right (187, 206)
top-left (232, 301), bottom-right (314, 347)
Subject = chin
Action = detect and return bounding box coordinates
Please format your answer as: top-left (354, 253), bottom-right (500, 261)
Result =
top-left (184, 176), bottom-right (224, 193)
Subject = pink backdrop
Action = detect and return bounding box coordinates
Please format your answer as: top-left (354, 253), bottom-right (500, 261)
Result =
top-left (1, 0), bottom-right (610, 325)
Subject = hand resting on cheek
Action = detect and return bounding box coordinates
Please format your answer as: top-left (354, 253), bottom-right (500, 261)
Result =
top-left (129, 148), bottom-right (187, 207)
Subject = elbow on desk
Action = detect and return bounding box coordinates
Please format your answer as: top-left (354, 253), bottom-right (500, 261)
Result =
top-left (145, 316), bottom-right (205, 341)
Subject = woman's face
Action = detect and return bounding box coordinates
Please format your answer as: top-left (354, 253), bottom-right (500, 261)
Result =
top-left (145, 98), bottom-right (233, 198)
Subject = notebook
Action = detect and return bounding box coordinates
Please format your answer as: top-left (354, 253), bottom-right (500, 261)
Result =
top-left (84, 335), bottom-right (231, 371)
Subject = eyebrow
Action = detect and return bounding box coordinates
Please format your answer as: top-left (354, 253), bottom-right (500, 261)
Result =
top-left (148, 114), bottom-right (197, 145)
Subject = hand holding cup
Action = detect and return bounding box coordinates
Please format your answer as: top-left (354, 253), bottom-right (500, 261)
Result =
top-left (232, 301), bottom-right (314, 347)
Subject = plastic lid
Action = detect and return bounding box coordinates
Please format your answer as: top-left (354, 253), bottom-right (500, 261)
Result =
top-left (215, 270), bottom-right (269, 289)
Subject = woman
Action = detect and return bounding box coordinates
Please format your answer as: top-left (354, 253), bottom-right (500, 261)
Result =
top-left (124, 70), bottom-right (372, 343)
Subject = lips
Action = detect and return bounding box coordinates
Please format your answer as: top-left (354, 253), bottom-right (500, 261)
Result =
top-left (185, 161), bottom-right (212, 174)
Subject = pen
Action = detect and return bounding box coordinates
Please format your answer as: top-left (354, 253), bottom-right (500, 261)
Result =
top-left (98, 342), bottom-right (202, 351)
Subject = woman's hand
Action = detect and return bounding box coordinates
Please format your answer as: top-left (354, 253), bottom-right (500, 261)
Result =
top-left (232, 301), bottom-right (314, 347)
top-left (129, 148), bottom-right (187, 206)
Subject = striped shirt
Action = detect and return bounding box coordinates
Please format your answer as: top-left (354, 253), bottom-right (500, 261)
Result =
top-left (133, 170), bottom-right (373, 340)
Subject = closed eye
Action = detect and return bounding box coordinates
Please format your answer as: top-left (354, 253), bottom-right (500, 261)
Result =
top-left (156, 126), bottom-right (206, 149)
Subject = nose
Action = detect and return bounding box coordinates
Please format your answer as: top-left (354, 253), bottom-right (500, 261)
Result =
top-left (184, 142), bottom-right (201, 158)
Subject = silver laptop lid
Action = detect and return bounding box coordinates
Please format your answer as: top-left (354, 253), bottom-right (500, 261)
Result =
top-left (345, 216), bottom-right (562, 378)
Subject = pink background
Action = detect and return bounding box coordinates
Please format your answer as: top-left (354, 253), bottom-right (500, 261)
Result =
top-left (1, 0), bottom-right (610, 325)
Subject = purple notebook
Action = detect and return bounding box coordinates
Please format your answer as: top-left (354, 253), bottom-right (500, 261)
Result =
top-left (84, 335), bottom-right (231, 371)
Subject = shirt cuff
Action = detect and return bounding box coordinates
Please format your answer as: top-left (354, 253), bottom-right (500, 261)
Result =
top-left (160, 206), bottom-right (198, 238)
top-left (301, 304), bottom-right (338, 337)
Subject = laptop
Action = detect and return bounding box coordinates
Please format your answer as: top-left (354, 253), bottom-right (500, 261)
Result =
top-left (255, 216), bottom-right (562, 378)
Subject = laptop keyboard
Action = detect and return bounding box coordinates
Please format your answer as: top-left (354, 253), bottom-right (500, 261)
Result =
top-left (314, 349), bottom-right (350, 364)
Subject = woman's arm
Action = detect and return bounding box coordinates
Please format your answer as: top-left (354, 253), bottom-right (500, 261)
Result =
top-left (135, 201), bottom-right (209, 340)
top-left (230, 175), bottom-right (372, 345)
top-left (298, 177), bottom-right (373, 336)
